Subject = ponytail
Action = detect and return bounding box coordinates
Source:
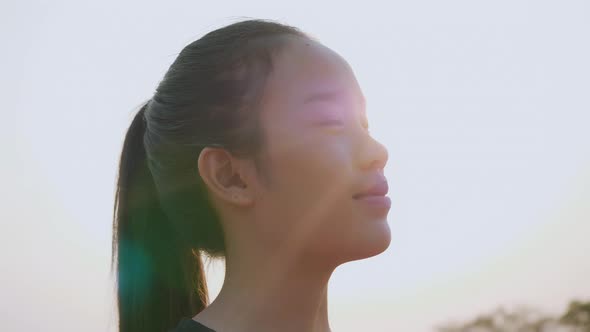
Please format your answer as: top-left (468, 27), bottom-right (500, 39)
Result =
top-left (112, 101), bottom-right (209, 332)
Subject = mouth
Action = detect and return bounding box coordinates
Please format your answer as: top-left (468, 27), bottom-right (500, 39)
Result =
top-left (353, 195), bottom-right (392, 212)
top-left (352, 179), bottom-right (391, 212)
top-left (352, 180), bottom-right (389, 199)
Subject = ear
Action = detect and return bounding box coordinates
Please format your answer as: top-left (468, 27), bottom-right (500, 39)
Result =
top-left (197, 147), bottom-right (255, 207)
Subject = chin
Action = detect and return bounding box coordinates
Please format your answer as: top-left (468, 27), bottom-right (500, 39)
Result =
top-left (303, 218), bottom-right (392, 266)
top-left (335, 220), bottom-right (392, 264)
top-left (357, 221), bottom-right (392, 259)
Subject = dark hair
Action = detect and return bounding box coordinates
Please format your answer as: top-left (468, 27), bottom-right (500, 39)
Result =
top-left (111, 19), bottom-right (309, 332)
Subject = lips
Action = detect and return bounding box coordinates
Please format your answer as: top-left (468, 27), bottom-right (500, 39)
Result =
top-left (353, 180), bottom-right (389, 199)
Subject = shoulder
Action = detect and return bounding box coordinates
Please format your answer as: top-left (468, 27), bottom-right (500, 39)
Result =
top-left (169, 317), bottom-right (216, 332)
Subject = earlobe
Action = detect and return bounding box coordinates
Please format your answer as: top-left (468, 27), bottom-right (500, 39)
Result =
top-left (230, 192), bottom-right (254, 207)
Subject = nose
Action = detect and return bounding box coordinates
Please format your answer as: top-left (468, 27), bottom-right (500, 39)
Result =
top-left (360, 134), bottom-right (389, 172)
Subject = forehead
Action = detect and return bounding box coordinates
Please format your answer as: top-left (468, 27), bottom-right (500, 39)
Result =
top-left (260, 37), bottom-right (364, 116)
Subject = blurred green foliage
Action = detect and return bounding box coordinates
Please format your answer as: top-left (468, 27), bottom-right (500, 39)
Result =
top-left (435, 299), bottom-right (590, 332)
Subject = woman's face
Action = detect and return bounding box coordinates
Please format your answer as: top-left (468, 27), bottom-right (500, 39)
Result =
top-left (250, 36), bottom-right (391, 266)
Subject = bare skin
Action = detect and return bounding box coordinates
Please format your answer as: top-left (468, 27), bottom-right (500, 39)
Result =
top-left (192, 35), bottom-right (390, 332)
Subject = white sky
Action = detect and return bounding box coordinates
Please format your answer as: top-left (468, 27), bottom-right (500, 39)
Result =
top-left (1, 1), bottom-right (589, 331)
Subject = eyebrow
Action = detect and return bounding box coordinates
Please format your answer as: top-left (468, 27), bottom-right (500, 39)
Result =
top-left (303, 89), bottom-right (366, 109)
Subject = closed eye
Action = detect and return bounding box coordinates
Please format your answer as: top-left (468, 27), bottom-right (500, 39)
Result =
top-left (318, 120), bottom-right (344, 126)
top-left (316, 120), bottom-right (370, 134)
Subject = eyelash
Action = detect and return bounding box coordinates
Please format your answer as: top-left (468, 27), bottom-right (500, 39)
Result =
top-left (319, 120), bottom-right (344, 126)
top-left (319, 120), bottom-right (370, 133)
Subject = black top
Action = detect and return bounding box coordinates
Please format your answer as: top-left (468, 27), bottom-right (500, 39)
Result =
top-left (169, 317), bottom-right (216, 332)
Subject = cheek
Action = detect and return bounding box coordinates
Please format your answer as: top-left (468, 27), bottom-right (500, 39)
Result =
top-left (262, 133), bottom-right (354, 240)
top-left (258, 130), bottom-right (390, 260)
top-left (273, 134), bottom-right (351, 199)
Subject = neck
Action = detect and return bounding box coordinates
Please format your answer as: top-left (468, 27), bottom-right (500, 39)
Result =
top-left (194, 250), bottom-right (335, 332)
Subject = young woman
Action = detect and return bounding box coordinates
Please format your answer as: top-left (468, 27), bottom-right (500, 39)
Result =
top-left (112, 18), bottom-right (391, 332)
